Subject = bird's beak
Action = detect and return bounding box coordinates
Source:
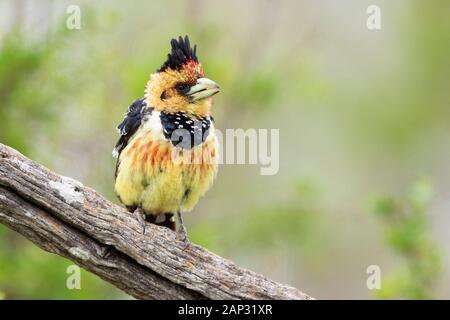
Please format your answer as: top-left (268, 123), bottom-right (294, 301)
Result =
top-left (187, 77), bottom-right (220, 102)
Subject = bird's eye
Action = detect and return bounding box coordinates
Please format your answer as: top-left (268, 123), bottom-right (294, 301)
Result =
top-left (176, 83), bottom-right (190, 94)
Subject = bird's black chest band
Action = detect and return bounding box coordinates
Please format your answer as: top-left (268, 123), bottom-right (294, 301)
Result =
top-left (160, 112), bottom-right (211, 149)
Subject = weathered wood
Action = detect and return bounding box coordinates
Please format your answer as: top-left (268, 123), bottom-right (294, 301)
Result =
top-left (0, 186), bottom-right (204, 299)
top-left (0, 143), bottom-right (312, 300)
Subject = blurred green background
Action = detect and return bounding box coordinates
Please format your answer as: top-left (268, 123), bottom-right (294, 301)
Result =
top-left (0, 0), bottom-right (449, 299)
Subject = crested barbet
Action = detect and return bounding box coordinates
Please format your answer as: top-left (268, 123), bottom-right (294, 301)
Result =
top-left (113, 36), bottom-right (220, 241)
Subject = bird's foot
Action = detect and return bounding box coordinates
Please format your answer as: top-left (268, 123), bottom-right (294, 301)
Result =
top-left (177, 229), bottom-right (190, 250)
top-left (177, 224), bottom-right (188, 242)
top-left (176, 212), bottom-right (190, 249)
top-left (133, 207), bottom-right (147, 235)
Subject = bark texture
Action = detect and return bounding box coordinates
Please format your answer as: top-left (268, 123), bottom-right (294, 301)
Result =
top-left (0, 143), bottom-right (312, 300)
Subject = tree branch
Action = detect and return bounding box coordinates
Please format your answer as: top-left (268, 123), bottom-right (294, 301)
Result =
top-left (0, 143), bottom-right (312, 300)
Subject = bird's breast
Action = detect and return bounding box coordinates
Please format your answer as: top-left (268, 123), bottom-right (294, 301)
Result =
top-left (125, 118), bottom-right (218, 175)
top-left (115, 115), bottom-right (218, 213)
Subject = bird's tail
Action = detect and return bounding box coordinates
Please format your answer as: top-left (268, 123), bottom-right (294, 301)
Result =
top-left (145, 213), bottom-right (176, 231)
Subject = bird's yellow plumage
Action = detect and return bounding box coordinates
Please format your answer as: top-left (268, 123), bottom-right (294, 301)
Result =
top-left (115, 126), bottom-right (218, 215)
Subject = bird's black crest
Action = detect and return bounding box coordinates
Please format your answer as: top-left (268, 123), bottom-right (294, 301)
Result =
top-left (158, 35), bottom-right (198, 72)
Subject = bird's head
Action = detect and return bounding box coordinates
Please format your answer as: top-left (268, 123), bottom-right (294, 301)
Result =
top-left (145, 36), bottom-right (220, 118)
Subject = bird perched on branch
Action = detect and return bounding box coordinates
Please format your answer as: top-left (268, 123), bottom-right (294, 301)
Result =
top-left (113, 36), bottom-right (220, 242)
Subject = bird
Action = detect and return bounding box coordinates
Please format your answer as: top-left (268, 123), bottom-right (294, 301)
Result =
top-left (113, 35), bottom-right (220, 242)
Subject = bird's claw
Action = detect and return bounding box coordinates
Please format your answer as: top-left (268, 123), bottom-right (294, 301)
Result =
top-left (177, 224), bottom-right (190, 250)
top-left (134, 207), bottom-right (147, 235)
